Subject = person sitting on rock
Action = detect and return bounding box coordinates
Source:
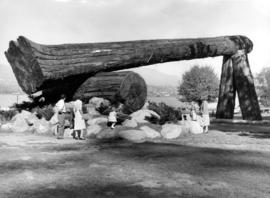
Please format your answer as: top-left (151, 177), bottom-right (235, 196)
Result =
top-left (108, 106), bottom-right (117, 129)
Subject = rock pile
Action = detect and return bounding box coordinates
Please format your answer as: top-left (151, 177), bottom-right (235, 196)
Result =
top-left (0, 98), bottom-right (206, 142)
top-left (1, 110), bottom-right (52, 134)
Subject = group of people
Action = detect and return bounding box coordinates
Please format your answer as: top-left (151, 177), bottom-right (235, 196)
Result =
top-left (183, 100), bottom-right (210, 133)
top-left (53, 93), bottom-right (210, 139)
top-left (55, 94), bottom-right (86, 140)
top-left (54, 94), bottom-right (123, 140)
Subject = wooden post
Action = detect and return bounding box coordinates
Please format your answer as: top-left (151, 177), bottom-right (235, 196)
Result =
top-left (216, 55), bottom-right (236, 119)
top-left (232, 50), bottom-right (262, 120)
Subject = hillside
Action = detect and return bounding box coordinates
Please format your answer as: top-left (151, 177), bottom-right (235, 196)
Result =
top-left (131, 67), bottom-right (180, 87)
top-left (0, 64), bottom-right (22, 93)
top-left (0, 64), bottom-right (17, 83)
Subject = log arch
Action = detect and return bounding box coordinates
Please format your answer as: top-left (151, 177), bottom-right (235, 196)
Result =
top-left (5, 35), bottom-right (261, 119)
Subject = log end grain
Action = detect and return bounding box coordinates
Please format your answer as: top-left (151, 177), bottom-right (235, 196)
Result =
top-left (5, 37), bottom-right (44, 93)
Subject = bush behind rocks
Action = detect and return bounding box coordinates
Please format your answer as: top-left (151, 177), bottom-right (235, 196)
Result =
top-left (146, 101), bottom-right (182, 125)
top-left (0, 110), bottom-right (17, 122)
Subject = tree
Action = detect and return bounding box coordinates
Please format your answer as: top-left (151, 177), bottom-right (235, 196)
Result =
top-left (178, 65), bottom-right (219, 102)
top-left (255, 67), bottom-right (270, 106)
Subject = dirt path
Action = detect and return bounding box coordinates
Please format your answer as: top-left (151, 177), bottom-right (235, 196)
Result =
top-left (1, 123), bottom-right (270, 198)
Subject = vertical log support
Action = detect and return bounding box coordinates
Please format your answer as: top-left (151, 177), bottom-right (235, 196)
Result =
top-left (217, 50), bottom-right (262, 120)
top-left (216, 55), bottom-right (236, 119)
top-left (232, 50), bottom-right (262, 120)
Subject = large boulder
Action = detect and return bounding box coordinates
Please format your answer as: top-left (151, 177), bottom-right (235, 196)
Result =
top-left (10, 110), bottom-right (33, 133)
top-left (1, 122), bottom-right (13, 132)
top-left (89, 97), bottom-right (111, 109)
top-left (49, 113), bottom-right (58, 125)
top-left (51, 125), bottom-right (58, 136)
top-left (140, 126), bottom-right (161, 139)
top-left (178, 121), bottom-right (203, 134)
top-left (96, 128), bottom-right (117, 139)
top-left (161, 124), bottom-right (182, 139)
top-left (86, 125), bottom-right (102, 137)
top-left (64, 128), bottom-right (73, 137)
top-left (87, 117), bottom-right (108, 126)
top-left (118, 129), bottom-right (147, 142)
top-left (19, 110), bottom-right (32, 119)
top-left (86, 106), bottom-right (101, 117)
top-left (122, 119), bottom-right (138, 128)
top-left (32, 117), bottom-right (51, 134)
top-left (189, 121), bottom-right (203, 134)
top-left (130, 109), bottom-right (160, 123)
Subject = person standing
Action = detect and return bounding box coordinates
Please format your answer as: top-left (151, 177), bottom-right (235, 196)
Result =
top-left (200, 100), bottom-right (210, 133)
top-left (55, 94), bottom-right (67, 139)
top-left (73, 99), bottom-right (86, 140)
top-left (190, 107), bottom-right (197, 121)
top-left (108, 107), bottom-right (117, 129)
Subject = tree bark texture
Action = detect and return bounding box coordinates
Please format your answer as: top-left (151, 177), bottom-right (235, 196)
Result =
top-left (73, 71), bottom-right (147, 114)
top-left (216, 55), bottom-right (236, 119)
top-left (232, 50), bottom-right (262, 120)
top-left (35, 71), bottom-right (147, 114)
top-left (5, 35), bottom-right (253, 94)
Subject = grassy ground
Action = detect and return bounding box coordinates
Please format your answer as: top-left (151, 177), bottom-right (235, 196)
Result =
top-left (1, 122), bottom-right (270, 198)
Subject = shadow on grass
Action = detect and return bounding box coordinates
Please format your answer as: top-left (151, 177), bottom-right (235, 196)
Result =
top-left (210, 122), bottom-right (270, 139)
top-left (2, 138), bottom-right (270, 198)
top-left (90, 139), bottom-right (270, 175)
top-left (2, 138), bottom-right (270, 176)
top-left (5, 182), bottom-right (200, 198)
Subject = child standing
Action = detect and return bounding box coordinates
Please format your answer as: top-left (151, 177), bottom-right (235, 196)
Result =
top-left (190, 107), bottom-right (197, 121)
top-left (73, 99), bottom-right (86, 140)
top-left (108, 107), bottom-right (117, 129)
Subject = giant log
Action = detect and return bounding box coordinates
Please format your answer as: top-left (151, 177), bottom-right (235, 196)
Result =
top-left (5, 35), bottom-right (253, 94)
top-left (31, 71), bottom-right (147, 114)
top-left (73, 71), bottom-right (147, 114)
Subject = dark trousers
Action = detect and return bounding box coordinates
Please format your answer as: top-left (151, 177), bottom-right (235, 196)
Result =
top-left (57, 113), bottom-right (66, 138)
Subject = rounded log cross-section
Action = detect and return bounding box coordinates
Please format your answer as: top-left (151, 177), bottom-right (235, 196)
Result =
top-left (73, 71), bottom-right (147, 114)
top-left (5, 35), bottom-right (253, 94)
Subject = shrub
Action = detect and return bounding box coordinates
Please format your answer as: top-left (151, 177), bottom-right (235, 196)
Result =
top-left (96, 102), bottom-right (111, 115)
top-left (0, 110), bottom-right (17, 122)
top-left (35, 105), bottom-right (55, 120)
top-left (146, 101), bottom-right (182, 125)
top-left (12, 101), bottom-right (55, 121)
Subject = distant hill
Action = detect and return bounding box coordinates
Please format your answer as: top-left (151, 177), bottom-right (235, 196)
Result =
top-left (0, 64), bottom-right (17, 83)
top-left (130, 68), bottom-right (181, 87)
top-left (0, 64), bottom-right (22, 93)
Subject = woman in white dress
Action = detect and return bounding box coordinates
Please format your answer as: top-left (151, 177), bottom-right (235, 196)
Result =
top-left (200, 100), bottom-right (210, 133)
top-left (73, 99), bottom-right (86, 140)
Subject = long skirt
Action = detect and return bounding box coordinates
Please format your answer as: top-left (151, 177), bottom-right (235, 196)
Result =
top-left (74, 111), bottom-right (86, 130)
top-left (201, 114), bottom-right (210, 127)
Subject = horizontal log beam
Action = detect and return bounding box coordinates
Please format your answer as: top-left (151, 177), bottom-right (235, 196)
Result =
top-left (5, 35), bottom-right (253, 94)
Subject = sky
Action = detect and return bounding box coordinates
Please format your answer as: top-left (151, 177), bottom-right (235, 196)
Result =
top-left (0, 0), bottom-right (270, 79)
